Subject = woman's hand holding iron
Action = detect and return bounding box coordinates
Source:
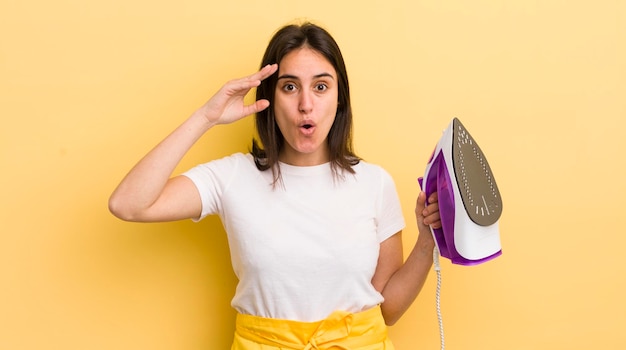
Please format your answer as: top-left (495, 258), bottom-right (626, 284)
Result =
top-left (415, 191), bottom-right (441, 252)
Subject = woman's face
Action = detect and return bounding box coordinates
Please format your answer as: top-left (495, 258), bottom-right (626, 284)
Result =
top-left (273, 47), bottom-right (339, 166)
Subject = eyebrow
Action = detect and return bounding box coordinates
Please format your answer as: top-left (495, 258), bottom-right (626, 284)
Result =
top-left (277, 73), bottom-right (335, 81)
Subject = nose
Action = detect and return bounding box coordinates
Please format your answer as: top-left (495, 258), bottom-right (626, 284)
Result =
top-left (298, 90), bottom-right (313, 114)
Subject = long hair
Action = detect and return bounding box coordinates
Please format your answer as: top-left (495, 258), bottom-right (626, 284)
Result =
top-left (251, 22), bottom-right (360, 185)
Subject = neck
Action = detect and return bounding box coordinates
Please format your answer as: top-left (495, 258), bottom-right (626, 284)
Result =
top-left (279, 148), bottom-right (330, 166)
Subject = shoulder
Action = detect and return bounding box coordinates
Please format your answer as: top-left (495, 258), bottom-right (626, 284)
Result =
top-left (182, 153), bottom-right (259, 185)
top-left (212, 152), bottom-right (254, 165)
top-left (191, 152), bottom-right (255, 171)
top-left (352, 160), bottom-right (394, 181)
top-left (350, 161), bottom-right (400, 200)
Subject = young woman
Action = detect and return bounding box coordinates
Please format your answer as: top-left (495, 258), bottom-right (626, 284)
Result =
top-left (109, 22), bottom-right (440, 349)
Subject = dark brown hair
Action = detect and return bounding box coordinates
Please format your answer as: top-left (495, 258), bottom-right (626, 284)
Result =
top-left (251, 22), bottom-right (360, 185)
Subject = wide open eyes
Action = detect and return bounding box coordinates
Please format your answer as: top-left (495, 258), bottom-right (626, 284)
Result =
top-left (279, 81), bottom-right (330, 94)
top-left (314, 83), bottom-right (328, 92)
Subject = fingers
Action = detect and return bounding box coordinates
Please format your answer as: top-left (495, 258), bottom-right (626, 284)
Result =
top-left (415, 191), bottom-right (438, 214)
top-left (415, 191), bottom-right (427, 215)
top-left (241, 64), bottom-right (278, 87)
top-left (241, 99), bottom-right (271, 116)
top-left (225, 64), bottom-right (278, 96)
top-left (255, 63), bottom-right (278, 81)
top-left (416, 191), bottom-right (442, 229)
top-left (239, 64), bottom-right (277, 113)
top-left (199, 64), bottom-right (278, 126)
top-left (423, 202), bottom-right (441, 229)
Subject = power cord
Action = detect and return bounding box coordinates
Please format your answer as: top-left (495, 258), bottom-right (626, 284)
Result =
top-left (433, 245), bottom-right (445, 350)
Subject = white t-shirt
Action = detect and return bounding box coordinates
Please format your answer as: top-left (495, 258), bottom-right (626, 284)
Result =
top-left (183, 153), bottom-right (405, 321)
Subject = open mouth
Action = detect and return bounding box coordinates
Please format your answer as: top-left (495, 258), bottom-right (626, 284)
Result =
top-left (299, 121), bottom-right (316, 132)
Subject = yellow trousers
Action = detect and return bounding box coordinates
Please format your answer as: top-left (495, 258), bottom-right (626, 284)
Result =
top-left (231, 305), bottom-right (395, 350)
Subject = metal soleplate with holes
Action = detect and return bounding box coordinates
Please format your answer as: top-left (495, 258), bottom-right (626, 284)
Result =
top-left (451, 118), bottom-right (502, 226)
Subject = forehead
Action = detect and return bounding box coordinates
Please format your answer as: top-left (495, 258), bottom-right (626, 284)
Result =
top-left (278, 47), bottom-right (336, 78)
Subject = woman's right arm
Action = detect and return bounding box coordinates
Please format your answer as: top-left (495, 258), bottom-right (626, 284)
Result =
top-left (108, 64), bottom-right (278, 222)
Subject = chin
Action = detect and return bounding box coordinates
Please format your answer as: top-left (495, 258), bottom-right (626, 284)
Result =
top-left (297, 145), bottom-right (324, 155)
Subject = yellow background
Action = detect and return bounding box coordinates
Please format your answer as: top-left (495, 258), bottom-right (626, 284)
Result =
top-left (2, 0), bottom-right (625, 349)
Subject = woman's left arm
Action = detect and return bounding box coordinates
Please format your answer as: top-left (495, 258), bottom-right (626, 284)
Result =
top-left (372, 191), bottom-right (441, 326)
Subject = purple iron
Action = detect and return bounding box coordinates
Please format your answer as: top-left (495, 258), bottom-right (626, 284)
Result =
top-left (419, 118), bottom-right (502, 265)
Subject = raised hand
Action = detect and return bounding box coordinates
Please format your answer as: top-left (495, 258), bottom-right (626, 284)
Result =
top-left (198, 64), bottom-right (278, 126)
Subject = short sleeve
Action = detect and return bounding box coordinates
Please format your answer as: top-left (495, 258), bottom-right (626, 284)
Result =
top-left (181, 153), bottom-right (243, 221)
top-left (376, 168), bottom-right (406, 243)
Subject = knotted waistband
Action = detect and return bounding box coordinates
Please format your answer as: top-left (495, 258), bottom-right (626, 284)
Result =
top-left (233, 306), bottom-right (391, 349)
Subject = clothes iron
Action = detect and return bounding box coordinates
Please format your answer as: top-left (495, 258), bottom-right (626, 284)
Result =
top-left (419, 118), bottom-right (503, 265)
